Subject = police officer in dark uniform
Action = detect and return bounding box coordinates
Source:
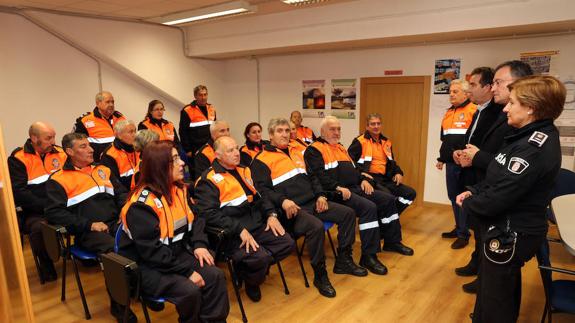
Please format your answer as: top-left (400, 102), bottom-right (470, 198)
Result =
top-left (457, 75), bottom-right (566, 323)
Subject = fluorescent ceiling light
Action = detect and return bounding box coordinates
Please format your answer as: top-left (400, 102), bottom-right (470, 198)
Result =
top-left (282, 0), bottom-right (329, 5)
top-left (152, 1), bottom-right (256, 25)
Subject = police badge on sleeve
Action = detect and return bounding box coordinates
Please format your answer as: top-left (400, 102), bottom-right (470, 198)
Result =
top-left (507, 157), bottom-right (529, 174)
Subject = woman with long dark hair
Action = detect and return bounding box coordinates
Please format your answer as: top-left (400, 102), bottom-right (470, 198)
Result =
top-left (240, 122), bottom-right (269, 165)
top-left (119, 140), bottom-right (229, 323)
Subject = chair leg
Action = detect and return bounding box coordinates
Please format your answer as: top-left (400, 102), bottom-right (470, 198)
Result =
top-left (141, 298), bottom-right (151, 323)
top-left (71, 256), bottom-right (91, 320)
top-left (61, 253), bottom-right (67, 301)
top-left (326, 230), bottom-right (337, 258)
top-left (541, 301), bottom-right (547, 323)
top-left (29, 237), bottom-right (45, 284)
top-left (296, 237), bottom-right (309, 288)
top-left (227, 260), bottom-right (248, 323)
top-left (276, 261), bottom-right (289, 295)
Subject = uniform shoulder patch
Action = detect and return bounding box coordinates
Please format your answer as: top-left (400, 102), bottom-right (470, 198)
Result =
top-left (528, 131), bottom-right (548, 147)
top-left (137, 189), bottom-right (150, 202)
top-left (508, 157), bottom-right (529, 174)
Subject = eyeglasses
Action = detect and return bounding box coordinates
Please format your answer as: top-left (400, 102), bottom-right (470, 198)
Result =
top-left (152, 108), bottom-right (165, 112)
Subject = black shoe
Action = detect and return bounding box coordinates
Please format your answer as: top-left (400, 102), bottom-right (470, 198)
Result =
top-left (145, 299), bottom-right (165, 312)
top-left (245, 284), bottom-right (262, 302)
top-left (382, 242), bottom-right (414, 256)
top-left (333, 248), bottom-right (368, 276)
top-left (455, 262), bottom-right (478, 277)
top-left (312, 263), bottom-right (336, 298)
top-left (462, 278), bottom-right (478, 294)
top-left (40, 260), bottom-right (58, 282)
top-left (359, 254), bottom-right (387, 275)
top-left (110, 302), bottom-right (137, 323)
top-left (451, 238), bottom-right (469, 249)
top-left (441, 228), bottom-right (458, 238)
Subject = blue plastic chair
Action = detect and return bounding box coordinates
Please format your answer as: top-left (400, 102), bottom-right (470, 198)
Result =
top-left (536, 240), bottom-right (575, 323)
top-left (296, 220), bottom-right (338, 288)
top-left (547, 168), bottom-right (575, 223)
top-left (40, 223), bottom-right (98, 320)
top-left (113, 223), bottom-right (165, 323)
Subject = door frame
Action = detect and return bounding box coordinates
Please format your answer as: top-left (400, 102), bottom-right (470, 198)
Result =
top-left (359, 76), bottom-right (431, 206)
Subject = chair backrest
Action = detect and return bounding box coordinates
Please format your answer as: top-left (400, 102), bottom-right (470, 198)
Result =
top-left (40, 223), bottom-right (64, 262)
top-left (101, 252), bottom-right (138, 307)
top-left (551, 194), bottom-right (575, 256)
top-left (552, 168), bottom-right (575, 198)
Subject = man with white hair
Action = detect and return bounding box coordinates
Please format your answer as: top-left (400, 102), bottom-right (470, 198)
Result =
top-left (100, 120), bottom-right (139, 191)
top-left (305, 116), bottom-right (413, 275)
top-left (195, 136), bottom-right (295, 302)
top-left (436, 80), bottom-right (477, 249)
top-left (194, 120), bottom-right (230, 180)
top-left (9, 122), bottom-right (67, 282)
top-left (74, 91), bottom-right (126, 162)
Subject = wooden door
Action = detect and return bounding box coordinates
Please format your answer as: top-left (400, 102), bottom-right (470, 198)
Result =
top-left (0, 124), bottom-right (36, 322)
top-left (360, 76), bottom-right (430, 206)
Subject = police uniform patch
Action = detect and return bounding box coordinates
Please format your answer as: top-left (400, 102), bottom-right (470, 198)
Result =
top-left (507, 157), bottom-right (529, 174)
top-left (458, 113), bottom-right (465, 121)
top-left (52, 158), bottom-right (60, 169)
top-left (528, 131), bottom-right (548, 147)
top-left (85, 121), bottom-right (95, 128)
top-left (97, 169), bottom-right (106, 180)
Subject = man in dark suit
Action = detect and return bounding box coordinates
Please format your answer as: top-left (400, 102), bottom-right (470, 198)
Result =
top-left (454, 61), bottom-right (533, 294)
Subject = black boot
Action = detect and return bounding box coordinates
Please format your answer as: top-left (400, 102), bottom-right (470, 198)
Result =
top-left (312, 262), bottom-right (336, 298)
top-left (359, 254), bottom-right (388, 275)
top-left (333, 247), bottom-right (368, 276)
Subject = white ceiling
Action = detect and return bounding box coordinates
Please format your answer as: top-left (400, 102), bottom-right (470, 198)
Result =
top-left (0, 0), bottom-right (353, 21)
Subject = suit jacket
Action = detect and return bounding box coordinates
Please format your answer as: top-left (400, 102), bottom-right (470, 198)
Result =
top-left (471, 107), bottom-right (513, 183)
top-left (461, 100), bottom-right (505, 185)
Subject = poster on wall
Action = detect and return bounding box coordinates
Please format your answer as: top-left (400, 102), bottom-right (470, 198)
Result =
top-left (434, 59), bottom-right (461, 94)
top-left (520, 50), bottom-right (559, 75)
top-left (302, 80), bottom-right (326, 112)
top-left (556, 77), bottom-right (575, 171)
top-left (331, 79), bottom-right (357, 111)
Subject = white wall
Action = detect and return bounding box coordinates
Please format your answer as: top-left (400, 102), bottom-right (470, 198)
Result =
top-left (187, 0), bottom-right (575, 57)
top-left (221, 33), bottom-right (575, 204)
top-left (0, 10), bottom-right (224, 153)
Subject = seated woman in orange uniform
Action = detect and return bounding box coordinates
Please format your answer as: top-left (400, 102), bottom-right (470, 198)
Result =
top-left (118, 140), bottom-right (229, 323)
top-left (240, 122), bottom-right (269, 166)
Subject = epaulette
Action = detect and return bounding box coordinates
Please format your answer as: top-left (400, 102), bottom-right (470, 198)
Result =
top-left (528, 131), bottom-right (548, 147)
top-left (137, 189), bottom-right (151, 203)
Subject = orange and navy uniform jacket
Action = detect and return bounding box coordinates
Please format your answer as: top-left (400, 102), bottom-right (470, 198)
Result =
top-left (348, 131), bottom-right (403, 179)
top-left (118, 185), bottom-right (209, 291)
top-left (250, 143), bottom-right (331, 215)
top-left (8, 140), bottom-right (67, 215)
top-left (296, 126), bottom-right (316, 144)
top-left (100, 138), bottom-right (140, 191)
top-left (178, 100), bottom-right (216, 155)
top-left (240, 139), bottom-right (269, 166)
top-left (74, 107), bottom-right (126, 162)
top-left (438, 100), bottom-right (477, 163)
top-left (305, 137), bottom-right (372, 191)
top-left (194, 140), bottom-right (216, 180)
top-left (138, 117), bottom-right (181, 144)
top-left (44, 158), bottom-right (128, 236)
top-left (195, 160), bottom-right (276, 236)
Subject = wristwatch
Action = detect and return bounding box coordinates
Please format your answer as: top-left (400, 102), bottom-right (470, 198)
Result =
top-left (268, 212), bottom-right (279, 218)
